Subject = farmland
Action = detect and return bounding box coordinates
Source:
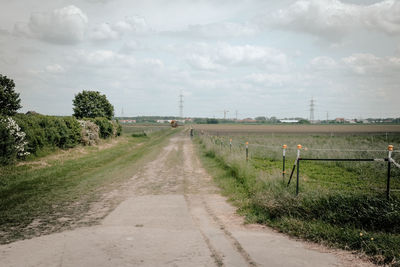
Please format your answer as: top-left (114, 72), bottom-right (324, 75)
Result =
top-left (194, 124), bottom-right (400, 265)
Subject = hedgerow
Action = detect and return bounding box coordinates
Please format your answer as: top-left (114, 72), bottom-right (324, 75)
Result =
top-left (1, 114), bottom-right (122, 165)
top-left (13, 114), bottom-right (81, 154)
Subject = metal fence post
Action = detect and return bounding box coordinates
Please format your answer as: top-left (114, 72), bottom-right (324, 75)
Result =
top-left (295, 144), bottom-right (302, 195)
top-left (387, 145), bottom-right (393, 200)
top-left (246, 142), bottom-right (249, 162)
top-left (287, 144), bottom-right (301, 187)
top-left (296, 158), bottom-right (300, 196)
top-left (282, 144), bottom-right (287, 180)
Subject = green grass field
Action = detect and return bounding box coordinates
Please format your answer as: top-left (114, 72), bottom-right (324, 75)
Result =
top-left (0, 126), bottom-right (178, 244)
top-left (196, 131), bottom-right (400, 265)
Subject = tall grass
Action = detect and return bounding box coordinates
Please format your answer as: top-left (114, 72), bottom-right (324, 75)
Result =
top-left (196, 133), bottom-right (400, 265)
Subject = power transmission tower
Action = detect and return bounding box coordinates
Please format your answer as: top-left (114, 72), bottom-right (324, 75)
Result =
top-left (223, 110), bottom-right (229, 119)
top-left (179, 92), bottom-right (183, 118)
top-left (309, 98), bottom-right (315, 123)
top-left (121, 108), bottom-right (124, 118)
top-left (235, 110), bottom-right (238, 120)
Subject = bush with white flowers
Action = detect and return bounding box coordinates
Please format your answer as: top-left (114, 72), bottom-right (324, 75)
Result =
top-left (1, 117), bottom-right (30, 158)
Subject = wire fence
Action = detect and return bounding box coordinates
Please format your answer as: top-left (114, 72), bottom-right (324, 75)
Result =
top-left (196, 131), bottom-right (400, 200)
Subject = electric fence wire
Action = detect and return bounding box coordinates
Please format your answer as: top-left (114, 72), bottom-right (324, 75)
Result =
top-left (205, 135), bottom-right (400, 153)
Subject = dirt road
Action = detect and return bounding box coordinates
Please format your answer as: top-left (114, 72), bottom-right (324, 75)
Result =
top-left (0, 135), bottom-right (373, 266)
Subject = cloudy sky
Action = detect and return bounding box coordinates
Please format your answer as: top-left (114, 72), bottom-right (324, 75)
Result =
top-left (1, 0), bottom-right (399, 119)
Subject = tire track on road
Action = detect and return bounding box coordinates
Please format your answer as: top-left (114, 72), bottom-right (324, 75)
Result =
top-left (181, 136), bottom-right (258, 267)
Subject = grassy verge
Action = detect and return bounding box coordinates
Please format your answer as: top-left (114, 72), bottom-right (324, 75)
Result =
top-left (0, 128), bottom-right (179, 244)
top-left (195, 138), bottom-right (400, 266)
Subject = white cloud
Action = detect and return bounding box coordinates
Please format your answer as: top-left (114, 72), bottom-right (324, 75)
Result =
top-left (15, 5), bottom-right (88, 45)
top-left (142, 58), bottom-right (164, 68)
top-left (74, 49), bottom-right (165, 70)
top-left (45, 64), bottom-right (65, 73)
top-left (310, 56), bottom-right (337, 70)
top-left (185, 43), bottom-right (289, 71)
top-left (266, 0), bottom-right (400, 40)
top-left (78, 49), bottom-right (118, 65)
top-left (90, 23), bottom-right (119, 41)
top-left (186, 54), bottom-right (224, 71)
top-left (185, 22), bottom-right (258, 39)
top-left (90, 16), bottom-right (147, 41)
top-left (245, 73), bottom-right (292, 86)
top-left (342, 53), bottom-right (400, 75)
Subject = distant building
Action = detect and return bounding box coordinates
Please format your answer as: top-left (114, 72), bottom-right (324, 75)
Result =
top-left (280, 119), bottom-right (299, 123)
top-left (240, 118), bottom-right (257, 123)
top-left (335, 118), bottom-right (345, 123)
top-left (119, 119), bottom-right (136, 124)
top-left (157, 119), bottom-right (186, 124)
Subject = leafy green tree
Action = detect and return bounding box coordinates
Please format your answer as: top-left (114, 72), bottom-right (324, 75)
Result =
top-left (0, 74), bottom-right (22, 116)
top-left (255, 116), bottom-right (267, 122)
top-left (206, 118), bottom-right (219, 124)
top-left (73, 90), bottom-right (114, 119)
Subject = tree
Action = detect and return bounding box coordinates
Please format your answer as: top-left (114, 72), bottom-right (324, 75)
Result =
top-left (73, 90), bottom-right (114, 120)
top-left (255, 116), bottom-right (267, 122)
top-left (0, 74), bottom-right (22, 116)
top-left (206, 118), bottom-right (219, 124)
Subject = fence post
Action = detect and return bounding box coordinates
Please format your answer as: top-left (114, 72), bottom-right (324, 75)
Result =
top-left (246, 142), bottom-right (249, 162)
top-left (230, 138), bottom-right (232, 152)
top-left (282, 144), bottom-right (287, 180)
top-left (287, 144), bottom-right (302, 187)
top-left (296, 144), bottom-right (302, 196)
top-left (387, 145), bottom-right (393, 200)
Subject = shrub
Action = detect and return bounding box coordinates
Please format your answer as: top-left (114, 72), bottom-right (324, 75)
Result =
top-left (0, 118), bottom-right (16, 164)
top-left (113, 120), bottom-right (122, 136)
top-left (13, 114), bottom-right (82, 154)
top-left (0, 117), bottom-right (29, 164)
top-left (91, 117), bottom-right (114, 139)
top-left (79, 120), bottom-right (100, 145)
top-left (131, 132), bottom-right (147, 138)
